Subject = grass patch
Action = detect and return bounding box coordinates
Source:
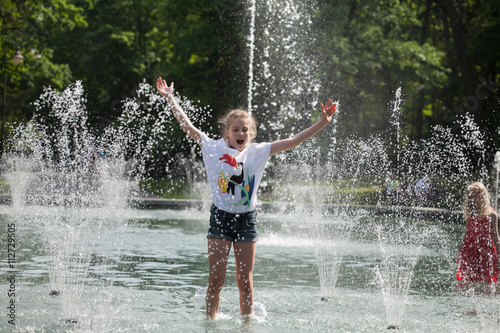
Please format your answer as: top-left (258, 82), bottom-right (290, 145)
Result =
top-left (139, 174), bottom-right (482, 210)
top-left (139, 178), bottom-right (207, 200)
top-left (0, 181), bottom-right (10, 194)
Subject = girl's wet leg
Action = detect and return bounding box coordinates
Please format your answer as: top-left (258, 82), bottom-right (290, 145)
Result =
top-left (206, 238), bottom-right (232, 319)
top-left (234, 241), bottom-right (257, 317)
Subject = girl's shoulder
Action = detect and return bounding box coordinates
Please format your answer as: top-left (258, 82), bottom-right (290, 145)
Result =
top-left (200, 132), bottom-right (222, 146)
top-left (248, 141), bottom-right (272, 153)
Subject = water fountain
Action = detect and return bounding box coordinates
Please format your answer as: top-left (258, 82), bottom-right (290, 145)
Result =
top-left (314, 214), bottom-right (355, 301)
top-left (374, 222), bottom-right (422, 330)
top-left (1, 81), bottom-right (213, 329)
top-left (247, 0), bottom-right (257, 114)
top-left (245, 0), bottom-right (497, 329)
top-left (1, 0), bottom-right (499, 332)
top-left (0, 82), bottom-right (498, 331)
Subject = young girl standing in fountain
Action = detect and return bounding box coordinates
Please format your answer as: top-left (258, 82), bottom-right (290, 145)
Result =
top-left (456, 182), bottom-right (500, 283)
top-left (156, 77), bottom-right (336, 319)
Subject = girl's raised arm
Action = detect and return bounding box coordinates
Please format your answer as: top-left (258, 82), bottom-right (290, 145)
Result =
top-left (270, 100), bottom-right (336, 156)
top-left (156, 77), bottom-right (203, 147)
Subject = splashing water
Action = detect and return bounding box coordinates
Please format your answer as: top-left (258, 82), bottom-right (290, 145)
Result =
top-left (2, 81), bottom-right (213, 325)
top-left (373, 219), bottom-right (428, 329)
top-left (251, 0), bottom-right (321, 138)
top-left (247, 0), bottom-right (256, 114)
top-left (314, 215), bottom-right (356, 300)
top-left (3, 60), bottom-right (495, 333)
top-left (6, 81), bottom-right (212, 205)
top-left (1, 0), bottom-right (499, 330)
top-left (375, 248), bottom-right (420, 329)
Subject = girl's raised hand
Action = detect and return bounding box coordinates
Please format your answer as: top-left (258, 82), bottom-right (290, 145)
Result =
top-left (320, 99), bottom-right (337, 123)
top-left (156, 77), bottom-right (174, 99)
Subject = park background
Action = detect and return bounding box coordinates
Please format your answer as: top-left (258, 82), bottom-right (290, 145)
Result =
top-left (1, 0), bottom-right (499, 208)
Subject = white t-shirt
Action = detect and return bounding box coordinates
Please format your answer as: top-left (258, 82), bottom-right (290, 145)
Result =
top-left (200, 132), bottom-right (271, 213)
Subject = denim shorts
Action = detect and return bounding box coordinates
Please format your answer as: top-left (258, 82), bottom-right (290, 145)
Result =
top-left (207, 204), bottom-right (258, 243)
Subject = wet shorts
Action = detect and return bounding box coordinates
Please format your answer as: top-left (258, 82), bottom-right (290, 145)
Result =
top-left (207, 204), bottom-right (258, 243)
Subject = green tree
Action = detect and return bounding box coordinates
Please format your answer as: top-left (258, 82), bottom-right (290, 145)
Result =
top-left (313, 0), bottom-right (498, 169)
top-left (0, 0), bottom-right (92, 133)
top-left (2, 0), bottom-right (498, 173)
top-left (44, 0), bottom-right (248, 131)
top-left (432, 0), bottom-right (500, 161)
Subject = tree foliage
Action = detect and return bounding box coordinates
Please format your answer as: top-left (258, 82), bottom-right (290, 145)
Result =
top-left (312, 0), bottom-right (499, 166)
top-left (0, 0), bottom-right (92, 123)
top-left (1, 0), bottom-right (499, 168)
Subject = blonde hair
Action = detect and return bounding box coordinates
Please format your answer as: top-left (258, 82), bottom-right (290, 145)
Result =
top-left (217, 109), bottom-right (257, 142)
top-left (464, 182), bottom-right (493, 220)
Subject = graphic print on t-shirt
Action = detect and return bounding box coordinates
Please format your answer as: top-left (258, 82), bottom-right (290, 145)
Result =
top-left (217, 154), bottom-right (255, 207)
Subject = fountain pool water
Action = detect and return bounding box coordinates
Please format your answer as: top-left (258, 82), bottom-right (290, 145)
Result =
top-left (2, 206), bottom-right (499, 332)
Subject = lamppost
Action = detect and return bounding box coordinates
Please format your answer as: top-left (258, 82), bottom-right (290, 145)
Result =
top-left (1, 44), bottom-right (23, 155)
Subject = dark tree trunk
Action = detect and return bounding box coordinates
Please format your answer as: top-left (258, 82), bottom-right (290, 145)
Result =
top-left (439, 0), bottom-right (480, 123)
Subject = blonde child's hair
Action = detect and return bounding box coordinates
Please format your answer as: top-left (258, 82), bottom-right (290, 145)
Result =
top-left (464, 182), bottom-right (493, 220)
top-left (218, 109), bottom-right (257, 143)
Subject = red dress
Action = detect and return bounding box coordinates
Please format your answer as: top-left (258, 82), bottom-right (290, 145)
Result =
top-left (457, 215), bottom-right (499, 282)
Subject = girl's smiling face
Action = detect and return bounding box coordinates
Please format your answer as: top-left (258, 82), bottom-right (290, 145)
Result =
top-left (226, 118), bottom-right (251, 152)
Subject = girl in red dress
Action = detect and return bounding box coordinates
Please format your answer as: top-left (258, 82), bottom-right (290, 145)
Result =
top-left (456, 182), bottom-right (500, 282)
